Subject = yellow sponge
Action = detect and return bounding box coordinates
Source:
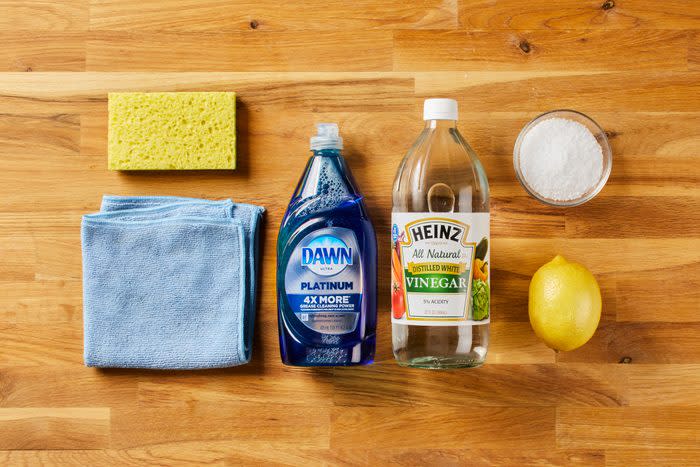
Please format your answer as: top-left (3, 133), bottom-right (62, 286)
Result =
top-left (108, 92), bottom-right (236, 170)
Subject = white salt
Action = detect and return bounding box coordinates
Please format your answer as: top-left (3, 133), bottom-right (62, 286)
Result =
top-left (519, 117), bottom-right (604, 201)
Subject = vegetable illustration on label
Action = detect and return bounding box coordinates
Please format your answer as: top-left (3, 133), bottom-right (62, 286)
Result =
top-left (391, 229), bottom-right (406, 319)
top-left (471, 236), bottom-right (490, 320)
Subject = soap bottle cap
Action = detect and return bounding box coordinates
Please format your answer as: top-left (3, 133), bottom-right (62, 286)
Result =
top-left (310, 123), bottom-right (343, 150)
top-left (423, 98), bottom-right (458, 121)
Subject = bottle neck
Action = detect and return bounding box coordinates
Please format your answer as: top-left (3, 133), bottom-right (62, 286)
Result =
top-left (295, 146), bottom-right (357, 201)
top-left (425, 119), bottom-right (457, 130)
top-left (311, 148), bottom-right (342, 157)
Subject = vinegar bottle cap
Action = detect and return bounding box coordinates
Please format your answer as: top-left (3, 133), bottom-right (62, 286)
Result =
top-left (310, 123), bottom-right (343, 150)
top-left (423, 98), bottom-right (458, 121)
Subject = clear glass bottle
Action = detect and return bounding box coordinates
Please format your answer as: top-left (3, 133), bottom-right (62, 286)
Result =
top-left (391, 99), bottom-right (490, 368)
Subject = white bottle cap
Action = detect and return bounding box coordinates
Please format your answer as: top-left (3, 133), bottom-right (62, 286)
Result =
top-left (423, 98), bottom-right (458, 121)
top-left (310, 123), bottom-right (343, 150)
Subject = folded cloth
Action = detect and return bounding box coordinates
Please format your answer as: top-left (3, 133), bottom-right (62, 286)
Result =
top-left (82, 195), bottom-right (264, 369)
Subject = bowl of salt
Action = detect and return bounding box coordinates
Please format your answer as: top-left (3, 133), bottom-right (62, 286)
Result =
top-left (513, 109), bottom-right (612, 207)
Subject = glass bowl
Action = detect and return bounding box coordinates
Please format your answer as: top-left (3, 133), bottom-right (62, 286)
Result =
top-left (513, 109), bottom-right (612, 207)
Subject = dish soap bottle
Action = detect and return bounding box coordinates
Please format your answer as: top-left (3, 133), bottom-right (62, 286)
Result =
top-left (391, 99), bottom-right (490, 368)
top-left (277, 123), bottom-right (377, 366)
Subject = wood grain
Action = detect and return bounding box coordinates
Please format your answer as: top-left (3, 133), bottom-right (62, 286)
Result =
top-left (606, 449), bottom-right (700, 466)
top-left (0, 33), bottom-right (86, 71)
top-left (459, 0), bottom-right (700, 30)
top-left (414, 71), bottom-right (700, 112)
top-left (89, 0), bottom-right (458, 31)
top-left (0, 408), bottom-right (109, 450)
top-left (557, 407), bottom-right (700, 449)
top-left (331, 407), bottom-right (556, 449)
top-left (394, 29), bottom-right (689, 71)
top-left (0, 0), bottom-right (87, 31)
top-left (85, 31), bottom-right (395, 71)
top-left (0, 0), bottom-right (699, 465)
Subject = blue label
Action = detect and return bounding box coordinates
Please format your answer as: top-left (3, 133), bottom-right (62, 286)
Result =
top-left (285, 228), bottom-right (362, 335)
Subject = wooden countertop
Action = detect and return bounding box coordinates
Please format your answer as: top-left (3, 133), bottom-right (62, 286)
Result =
top-left (1, 1), bottom-right (699, 465)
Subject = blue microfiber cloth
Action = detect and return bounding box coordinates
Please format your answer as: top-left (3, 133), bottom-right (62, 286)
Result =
top-left (82, 195), bottom-right (264, 369)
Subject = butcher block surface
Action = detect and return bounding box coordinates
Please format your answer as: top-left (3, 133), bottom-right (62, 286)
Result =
top-left (1, 1), bottom-right (699, 465)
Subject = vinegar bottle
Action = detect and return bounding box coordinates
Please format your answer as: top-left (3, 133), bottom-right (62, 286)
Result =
top-left (391, 99), bottom-right (490, 368)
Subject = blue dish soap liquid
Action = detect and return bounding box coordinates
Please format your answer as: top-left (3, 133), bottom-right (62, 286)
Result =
top-left (277, 123), bottom-right (377, 366)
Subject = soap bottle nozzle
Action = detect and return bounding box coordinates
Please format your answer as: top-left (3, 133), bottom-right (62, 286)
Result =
top-left (310, 123), bottom-right (343, 151)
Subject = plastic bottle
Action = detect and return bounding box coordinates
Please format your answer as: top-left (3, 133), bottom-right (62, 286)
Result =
top-left (277, 123), bottom-right (377, 366)
top-left (391, 99), bottom-right (490, 368)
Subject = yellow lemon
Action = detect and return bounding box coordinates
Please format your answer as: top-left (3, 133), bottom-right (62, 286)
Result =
top-left (529, 255), bottom-right (601, 351)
